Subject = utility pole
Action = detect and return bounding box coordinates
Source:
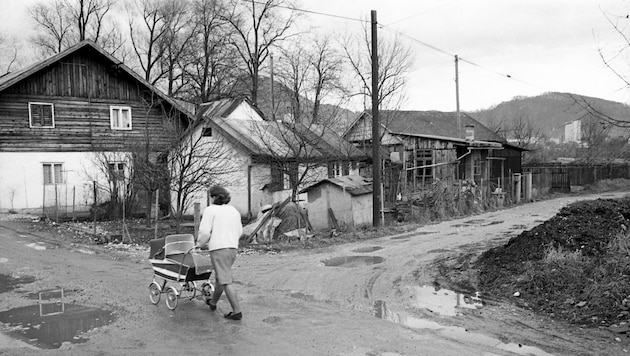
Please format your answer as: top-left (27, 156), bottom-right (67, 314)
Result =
top-left (455, 54), bottom-right (461, 137)
top-left (371, 10), bottom-right (382, 227)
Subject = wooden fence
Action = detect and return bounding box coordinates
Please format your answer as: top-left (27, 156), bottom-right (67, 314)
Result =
top-left (524, 163), bottom-right (630, 193)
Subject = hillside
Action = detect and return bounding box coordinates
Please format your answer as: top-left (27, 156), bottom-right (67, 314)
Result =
top-left (469, 92), bottom-right (630, 141)
top-left (233, 76), bottom-right (359, 131)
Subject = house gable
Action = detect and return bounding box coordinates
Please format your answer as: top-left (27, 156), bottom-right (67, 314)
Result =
top-left (0, 41), bottom-right (192, 153)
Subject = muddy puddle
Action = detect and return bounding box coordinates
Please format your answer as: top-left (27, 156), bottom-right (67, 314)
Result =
top-left (451, 220), bottom-right (504, 228)
top-left (322, 256), bottom-right (384, 267)
top-left (351, 246), bottom-right (383, 253)
top-left (408, 286), bottom-right (483, 316)
top-left (374, 299), bottom-right (554, 356)
top-left (0, 289), bottom-right (115, 349)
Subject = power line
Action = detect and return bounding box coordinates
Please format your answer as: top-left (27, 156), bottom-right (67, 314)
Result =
top-left (380, 25), bottom-right (543, 90)
top-left (241, 0), bottom-right (367, 23)
top-left (242, 0), bottom-right (545, 92)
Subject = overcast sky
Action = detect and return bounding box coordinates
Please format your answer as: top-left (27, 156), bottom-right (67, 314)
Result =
top-left (1, 0), bottom-right (629, 112)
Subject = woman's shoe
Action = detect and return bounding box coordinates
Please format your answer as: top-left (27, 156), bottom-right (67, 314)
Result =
top-left (224, 311), bottom-right (242, 320)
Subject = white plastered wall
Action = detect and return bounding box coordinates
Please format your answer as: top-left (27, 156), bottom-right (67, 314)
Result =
top-left (0, 151), bottom-right (124, 214)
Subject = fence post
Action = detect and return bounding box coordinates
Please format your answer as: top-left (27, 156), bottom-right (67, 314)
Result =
top-left (523, 172), bottom-right (532, 202)
top-left (54, 183), bottom-right (59, 223)
top-left (72, 186), bottom-right (76, 221)
top-left (93, 181), bottom-right (97, 236)
top-left (154, 189), bottom-right (159, 240)
top-left (513, 173), bottom-right (522, 204)
top-left (42, 184), bottom-right (46, 219)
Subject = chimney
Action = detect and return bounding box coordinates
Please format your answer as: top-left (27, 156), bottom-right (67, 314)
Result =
top-left (465, 124), bottom-right (475, 141)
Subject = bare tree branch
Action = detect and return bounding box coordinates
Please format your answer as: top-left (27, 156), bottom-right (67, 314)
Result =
top-left (221, 0), bottom-right (299, 105)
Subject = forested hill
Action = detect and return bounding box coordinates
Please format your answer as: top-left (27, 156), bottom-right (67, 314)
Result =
top-left (469, 92), bottom-right (630, 140)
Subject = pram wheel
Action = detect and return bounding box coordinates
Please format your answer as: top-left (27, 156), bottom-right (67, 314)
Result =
top-left (165, 286), bottom-right (179, 310)
top-left (149, 282), bottom-right (161, 304)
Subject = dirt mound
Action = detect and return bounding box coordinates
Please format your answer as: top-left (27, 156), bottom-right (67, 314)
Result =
top-left (476, 197), bottom-right (630, 327)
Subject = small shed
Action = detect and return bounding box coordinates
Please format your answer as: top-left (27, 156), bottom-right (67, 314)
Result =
top-left (300, 175), bottom-right (373, 231)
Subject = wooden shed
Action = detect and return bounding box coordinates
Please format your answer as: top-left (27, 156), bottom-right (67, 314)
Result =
top-left (300, 175), bottom-right (372, 231)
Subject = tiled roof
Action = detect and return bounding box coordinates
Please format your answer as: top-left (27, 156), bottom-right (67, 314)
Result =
top-left (198, 98), bottom-right (367, 161)
top-left (362, 110), bottom-right (506, 144)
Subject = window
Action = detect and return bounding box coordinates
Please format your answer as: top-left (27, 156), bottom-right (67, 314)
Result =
top-left (328, 162), bottom-right (349, 178)
top-left (29, 103), bottom-right (55, 128)
top-left (270, 163), bottom-right (284, 191)
top-left (43, 163), bottom-right (64, 185)
top-left (202, 127), bottom-right (213, 137)
top-left (406, 149), bottom-right (433, 188)
top-left (473, 158), bottom-right (482, 177)
top-left (108, 162), bottom-right (125, 181)
top-left (416, 150), bottom-right (433, 178)
top-left (110, 106), bottom-right (132, 130)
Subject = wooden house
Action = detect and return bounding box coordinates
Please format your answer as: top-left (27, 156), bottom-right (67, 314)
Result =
top-left (179, 97), bottom-right (368, 218)
top-left (344, 111), bottom-right (525, 202)
top-left (0, 40), bottom-right (192, 216)
top-left (299, 175), bottom-right (372, 231)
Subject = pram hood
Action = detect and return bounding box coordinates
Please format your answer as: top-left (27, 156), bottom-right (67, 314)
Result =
top-left (149, 234), bottom-right (213, 276)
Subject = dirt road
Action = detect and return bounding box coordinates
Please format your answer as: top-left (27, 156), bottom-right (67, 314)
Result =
top-left (1, 192), bottom-right (629, 355)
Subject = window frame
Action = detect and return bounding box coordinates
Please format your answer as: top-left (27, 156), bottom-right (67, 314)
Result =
top-left (202, 127), bottom-right (213, 137)
top-left (110, 105), bottom-right (132, 130)
top-left (108, 162), bottom-right (126, 181)
top-left (29, 102), bottom-right (55, 128)
top-left (43, 163), bottom-right (65, 185)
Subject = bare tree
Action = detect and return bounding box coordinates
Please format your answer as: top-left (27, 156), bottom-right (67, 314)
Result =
top-left (275, 36), bottom-right (348, 128)
top-left (246, 36), bottom-right (359, 200)
top-left (221, 0), bottom-right (299, 105)
top-left (158, 0), bottom-right (196, 96)
top-left (128, 93), bottom-right (171, 225)
top-left (598, 10), bottom-right (630, 91)
top-left (86, 151), bottom-right (136, 218)
top-left (472, 108), bottom-right (508, 139)
top-left (510, 113), bottom-right (543, 149)
top-left (342, 24), bottom-right (415, 111)
top-left (0, 34), bottom-right (21, 74)
top-left (166, 116), bottom-right (240, 229)
top-left (29, 0), bottom-right (74, 55)
top-left (70, 0), bottom-right (115, 41)
top-left (128, 0), bottom-right (172, 84)
top-left (28, 0), bottom-right (117, 56)
top-left (182, 0), bottom-right (239, 102)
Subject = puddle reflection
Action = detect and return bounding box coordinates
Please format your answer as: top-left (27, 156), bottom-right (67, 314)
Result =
top-left (0, 290), bottom-right (115, 349)
top-left (374, 300), bottom-right (554, 356)
top-left (410, 286), bottom-right (482, 316)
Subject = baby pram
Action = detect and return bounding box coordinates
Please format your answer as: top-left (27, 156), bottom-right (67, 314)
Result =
top-left (148, 234), bottom-right (214, 310)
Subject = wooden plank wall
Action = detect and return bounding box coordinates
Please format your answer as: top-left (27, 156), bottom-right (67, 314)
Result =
top-left (0, 48), bottom-right (181, 152)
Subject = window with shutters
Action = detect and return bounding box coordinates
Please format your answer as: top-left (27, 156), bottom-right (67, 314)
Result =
top-left (29, 102), bottom-right (55, 128)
